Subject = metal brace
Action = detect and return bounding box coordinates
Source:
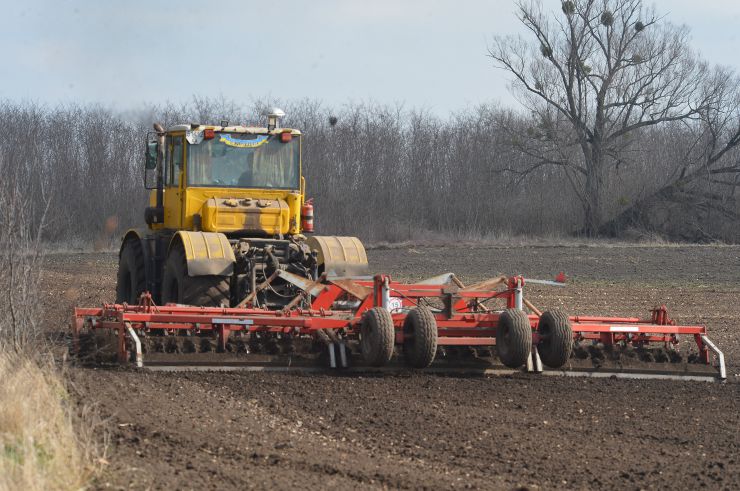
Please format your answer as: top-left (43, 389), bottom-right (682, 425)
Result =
top-left (328, 342), bottom-right (348, 368)
top-left (526, 345), bottom-right (543, 373)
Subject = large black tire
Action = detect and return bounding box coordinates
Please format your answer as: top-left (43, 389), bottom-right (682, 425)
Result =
top-left (537, 310), bottom-right (573, 368)
top-left (161, 246), bottom-right (230, 307)
top-left (496, 308), bottom-right (532, 368)
top-left (402, 306), bottom-right (438, 368)
top-left (116, 239), bottom-right (146, 304)
top-left (359, 307), bottom-right (395, 367)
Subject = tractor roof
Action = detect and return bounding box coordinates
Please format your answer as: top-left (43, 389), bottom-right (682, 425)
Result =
top-left (166, 124), bottom-right (301, 135)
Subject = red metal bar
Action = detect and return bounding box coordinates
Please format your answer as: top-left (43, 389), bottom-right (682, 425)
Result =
top-left (570, 323), bottom-right (706, 335)
top-left (310, 284), bottom-right (343, 310)
top-left (570, 315), bottom-right (644, 323)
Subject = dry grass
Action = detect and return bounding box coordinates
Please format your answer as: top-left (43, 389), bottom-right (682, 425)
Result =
top-left (0, 351), bottom-right (105, 491)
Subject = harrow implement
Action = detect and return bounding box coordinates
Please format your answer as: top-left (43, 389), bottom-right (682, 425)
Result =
top-left (71, 273), bottom-right (727, 381)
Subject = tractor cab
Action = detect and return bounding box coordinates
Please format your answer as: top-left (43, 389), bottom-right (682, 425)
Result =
top-left (144, 109), bottom-right (304, 238)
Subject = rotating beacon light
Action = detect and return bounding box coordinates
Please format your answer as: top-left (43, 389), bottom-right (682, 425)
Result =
top-left (264, 107), bottom-right (286, 131)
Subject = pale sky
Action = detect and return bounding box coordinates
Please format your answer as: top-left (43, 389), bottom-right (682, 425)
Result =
top-left (1, 0), bottom-right (739, 115)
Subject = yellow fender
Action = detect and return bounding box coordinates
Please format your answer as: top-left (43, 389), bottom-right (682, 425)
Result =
top-left (306, 236), bottom-right (368, 277)
top-left (169, 231), bottom-right (235, 277)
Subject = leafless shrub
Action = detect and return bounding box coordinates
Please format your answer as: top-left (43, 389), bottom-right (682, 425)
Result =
top-left (0, 103), bottom-right (48, 350)
top-left (0, 93), bottom-right (737, 246)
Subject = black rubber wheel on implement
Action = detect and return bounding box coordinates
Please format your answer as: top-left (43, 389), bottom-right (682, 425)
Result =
top-left (537, 310), bottom-right (573, 368)
top-left (360, 307), bottom-right (395, 367)
top-left (161, 246), bottom-right (230, 307)
top-left (402, 306), bottom-right (438, 368)
top-left (116, 239), bottom-right (146, 304)
top-left (496, 308), bottom-right (532, 368)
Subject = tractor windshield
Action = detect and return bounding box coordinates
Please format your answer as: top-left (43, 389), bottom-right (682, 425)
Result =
top-left (187, 133), bottom-right (300, 189)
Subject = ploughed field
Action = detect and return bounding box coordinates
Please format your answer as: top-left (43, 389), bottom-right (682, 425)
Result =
top-left (44, 245), bottom-right (740, 490)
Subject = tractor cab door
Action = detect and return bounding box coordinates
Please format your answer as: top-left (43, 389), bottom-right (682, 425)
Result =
top-left (163, 134), bottom-right (184, 228)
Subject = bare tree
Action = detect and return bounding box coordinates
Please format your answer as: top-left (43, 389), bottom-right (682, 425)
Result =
top-left (0, 109), bottom-right (48, 351)
top-left (489, 0), bottom-right (717, 235)
top-left (601, 68), bottom-right (740, 239)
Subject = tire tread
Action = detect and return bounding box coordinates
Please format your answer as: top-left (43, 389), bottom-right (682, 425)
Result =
top-left (402, 306), bottom-right (438, 368)
top-left (162, 246), bottom-right (230, 307)
top-left (537, 310), bottom-right (573, 368)
top-left (360, 307), bottom-right (395, 367)
top-left (496, 308), bottom-right (532, 368)
top-left (116, 239), bottom-right (146, 304)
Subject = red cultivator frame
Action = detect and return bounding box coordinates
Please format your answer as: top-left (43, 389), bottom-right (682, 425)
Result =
top-left (72, 273), bottom-right (727, 381)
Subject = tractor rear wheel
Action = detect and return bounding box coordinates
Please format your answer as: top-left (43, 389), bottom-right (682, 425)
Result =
top-left (537, 310), bottom-right (573, 368)
top-left (402, 306), bottom-right (438, 368)
top-left (496, 308), bottom-right (532, 368)
top-left (116, 239), bottom-right (146, 304)
top-left (161, 246), bottom-right (230, 307)
top-left (359, 307), bottom-right (395, 367)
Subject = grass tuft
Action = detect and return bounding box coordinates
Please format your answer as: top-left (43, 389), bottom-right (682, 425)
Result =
top-left (0, 351), bottom-right (105, 491)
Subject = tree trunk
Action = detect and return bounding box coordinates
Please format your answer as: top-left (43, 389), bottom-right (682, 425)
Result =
top-left (582, 151), bottom-right (605, 237)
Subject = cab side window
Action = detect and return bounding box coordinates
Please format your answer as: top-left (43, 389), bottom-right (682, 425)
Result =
top-left (166, 136), bottom-right (184, 186)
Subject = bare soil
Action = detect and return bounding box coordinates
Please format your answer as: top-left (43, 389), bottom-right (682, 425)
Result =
top-left (44, 245), bottom-right (740, 490)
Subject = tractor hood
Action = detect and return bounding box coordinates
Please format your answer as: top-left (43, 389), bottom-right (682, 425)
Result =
top-left (201, 196), bottom-right (291, 236)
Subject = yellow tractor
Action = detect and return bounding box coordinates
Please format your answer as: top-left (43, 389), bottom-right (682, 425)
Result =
top-left (116, 109), bottom-right (367, 308)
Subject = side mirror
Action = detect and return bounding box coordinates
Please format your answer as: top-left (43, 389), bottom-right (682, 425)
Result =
top-left (144, 135), bottom-right (158, 189)
top-left (145, 137), bottom-right (158, 170)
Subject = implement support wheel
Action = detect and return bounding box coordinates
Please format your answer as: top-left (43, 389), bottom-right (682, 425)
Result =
top-left (496, 308), bottom-right (532, 368)
top-left (402, 306), bottom-right (438, 368)
top-left (116, 239), bottom-right (146, 304)
top-left (537, 310), bottom-right (573, 368)
top-left (161, 246), bottom-right (230, 307)
top-left (360, 307), bottom-right (395, 367)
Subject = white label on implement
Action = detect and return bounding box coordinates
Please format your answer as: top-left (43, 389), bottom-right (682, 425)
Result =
top-left (212, 318), bottom-right (254, 325)
top-left (387, 297), bottom-right (404, 312)
top-left (610, 326), bottom-right (640, 332)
